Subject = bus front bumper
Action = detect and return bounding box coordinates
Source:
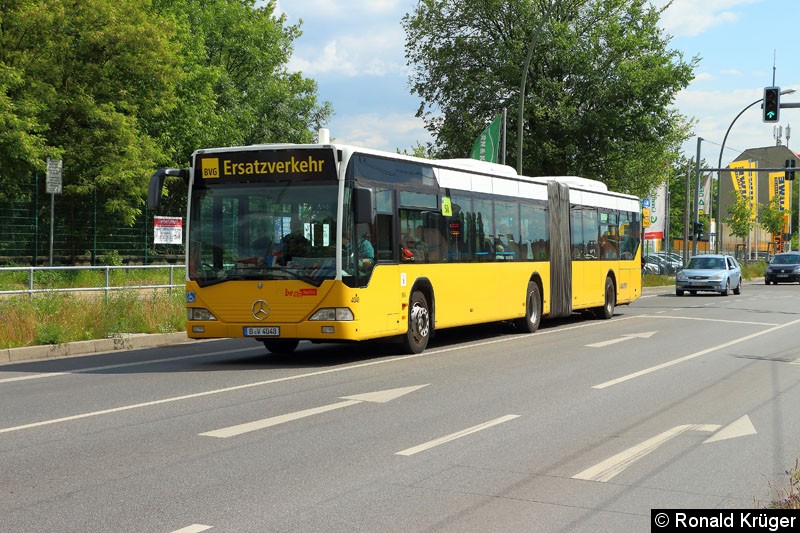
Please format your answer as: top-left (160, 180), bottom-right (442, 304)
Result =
top-left (187, 320), bottom-right (368, 341)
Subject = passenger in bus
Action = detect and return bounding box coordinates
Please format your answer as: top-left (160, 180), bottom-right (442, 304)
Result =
top-left (342, 231), bottom-right (375, 272)
top-left (620, 225), bottom-right (638, 259)
top-left (411, 226), bottom-right (428, 262)
top-left (253, 236), bottom-right (275, 267)
top-left (279, 217), bottom-right (310, 265)
top-left (599, 232), bottom-right (618, 260)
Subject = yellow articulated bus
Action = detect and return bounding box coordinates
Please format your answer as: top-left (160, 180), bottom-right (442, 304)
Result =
top-left (148, 136), bottom-right (641, 354)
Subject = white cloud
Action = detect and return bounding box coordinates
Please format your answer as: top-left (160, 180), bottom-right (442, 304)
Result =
top-left (720, 69), bottom-right (742, 76)
top-left (328, 112), bottom-right (431, 152)
top-left (280, 0), bottom-right (405, 20)
top-left (290, 27), bottom-right (408, 78)
top-left (289, 41), bottom-right (358, 76)
top-left (653, 0), bottom-right (762, 37)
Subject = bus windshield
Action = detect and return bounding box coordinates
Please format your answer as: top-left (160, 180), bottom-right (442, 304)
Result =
top-left (188, 181), bottom-right (340, 287)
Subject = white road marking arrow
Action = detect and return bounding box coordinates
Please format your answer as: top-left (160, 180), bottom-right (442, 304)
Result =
top-left (200, 384), bottom-right (428, 438)
top-left (395, 414), bottom-right (520, 456)
top-left (586, 331), bottom-right (657, 348)
top-left (573, 423), bottom-right (720, 482)
top-left (703, 415), bottom-right (757, 444)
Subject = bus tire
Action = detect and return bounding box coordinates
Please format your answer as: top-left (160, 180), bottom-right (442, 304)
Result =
top-left (402, 290), bottom-right (431, 354)
top-left (514, 282), bottom-right (541, 333)
top-left (595, 277), bottom-right (615, 320)
top-left (263, 339), bottom-right (299, 354)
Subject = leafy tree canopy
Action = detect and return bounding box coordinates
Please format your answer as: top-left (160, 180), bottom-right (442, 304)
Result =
top-left (403, 0), bottom-right (697, 197)
top-left (0, 0), bottom-right (331, 235)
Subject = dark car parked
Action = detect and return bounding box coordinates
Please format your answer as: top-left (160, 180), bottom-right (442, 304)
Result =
top-left (765, 252), bottom-right (800, 284)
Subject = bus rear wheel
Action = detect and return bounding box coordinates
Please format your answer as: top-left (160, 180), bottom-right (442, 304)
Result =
top-left (263, 339), bottom-right (299, 354)
top-left (514, 282), bottom-right (541, 333)
top-left (402, 290), bottom-right (430, 354)
top-left (594, 277), bottom-right (615, 319)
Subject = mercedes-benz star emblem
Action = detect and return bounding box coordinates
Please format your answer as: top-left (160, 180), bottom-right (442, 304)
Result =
top-left (251, 300), bottom-right (271, 320)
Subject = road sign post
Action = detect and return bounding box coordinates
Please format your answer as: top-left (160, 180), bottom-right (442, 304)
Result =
top-left (45, 158), bottom-right (63, 266)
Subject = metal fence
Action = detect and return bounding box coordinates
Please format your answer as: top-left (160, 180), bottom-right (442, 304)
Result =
top-left (1, 172), bottom-right (184, 266)
top-left (0, 264), bottom-right (184, 298)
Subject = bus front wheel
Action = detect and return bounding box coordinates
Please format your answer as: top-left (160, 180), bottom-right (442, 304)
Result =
top-left (263, 339), bottom-right (299, 354)
top-left (402, 290), bottom-right (431, 354)
top-left (514, 282), bottom-right (541, 333)
top-left (594, 277), bottom-right (615, 319)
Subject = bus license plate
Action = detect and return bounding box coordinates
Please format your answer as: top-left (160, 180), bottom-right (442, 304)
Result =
top-left (244, 326), bottom-right (280, 337)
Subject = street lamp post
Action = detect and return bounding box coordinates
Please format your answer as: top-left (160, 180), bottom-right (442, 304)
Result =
top-left (516, 8), bottom-right (548, 175)
top-left (716, 88), bottom-right (796, 252)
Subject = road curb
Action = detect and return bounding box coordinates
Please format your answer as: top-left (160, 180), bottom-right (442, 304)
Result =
top-left (0, 332), bottom-right (190, 365)
top-left (1, 279), bottom-right (766, 366)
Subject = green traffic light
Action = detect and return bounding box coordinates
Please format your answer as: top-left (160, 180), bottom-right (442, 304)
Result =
top-left (763, 86), bottom-right (780, 123)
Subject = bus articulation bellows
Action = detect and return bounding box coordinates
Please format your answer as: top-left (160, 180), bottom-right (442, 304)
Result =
top-left (148, 135), bottom-right (641, 354)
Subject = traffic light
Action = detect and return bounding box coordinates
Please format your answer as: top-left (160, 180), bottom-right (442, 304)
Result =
top-left (763, 86), bottom-right (780, 123)
top-left (786, 159), bottom-right (796, 181)
top-left (694, 221), bottom-right (704, 240)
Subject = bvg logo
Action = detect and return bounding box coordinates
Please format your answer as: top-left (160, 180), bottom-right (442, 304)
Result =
top-left (201, 158), bottom-right (220, 179)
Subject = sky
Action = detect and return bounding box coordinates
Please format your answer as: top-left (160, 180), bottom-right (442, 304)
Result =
top-left (276, 0), bottom-right (800, 169)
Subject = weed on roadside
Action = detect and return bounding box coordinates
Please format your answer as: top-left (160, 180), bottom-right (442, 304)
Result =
top-left (0, 290), bottom-right (185, 349)
top-left (767, 461), bottom-right (800, 509)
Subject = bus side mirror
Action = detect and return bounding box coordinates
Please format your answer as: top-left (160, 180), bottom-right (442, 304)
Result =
top-left (148, 168), bottom-right (189, 211)
top-left (353, 187), bottom-right (374, 224)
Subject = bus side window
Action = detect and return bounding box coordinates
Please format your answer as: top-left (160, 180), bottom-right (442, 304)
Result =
top-left (375, 213), bottom-right (394, 261)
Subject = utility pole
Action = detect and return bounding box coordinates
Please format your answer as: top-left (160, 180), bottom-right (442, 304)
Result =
top-left (684, 158), bottom-right (691, 263)
top-left (693, 138), bottom-right (702, 256)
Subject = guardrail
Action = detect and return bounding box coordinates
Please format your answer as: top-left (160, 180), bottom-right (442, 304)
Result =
top-left (0, 264), bottom-right (184, 298)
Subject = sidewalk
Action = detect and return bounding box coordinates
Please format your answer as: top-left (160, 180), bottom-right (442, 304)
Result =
top-left (1, 332), bottom-right (190, 366)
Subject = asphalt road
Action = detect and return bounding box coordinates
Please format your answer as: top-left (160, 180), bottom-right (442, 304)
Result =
top-left (1, 281), bottom-right (799, 532)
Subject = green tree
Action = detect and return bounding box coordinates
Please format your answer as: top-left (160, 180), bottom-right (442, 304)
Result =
top-left (724, 193), bottom-right (753, 245)
top-left (151, 0), bottom-right (333, 166)
top-left (1, 0), bottom-right (182, 249)
top-left (758, 195), bottom-right (789, 242)
top-left (403, 0), bottom-right (696, 197)
top-left (1, 0), bottom-right (332, 261)
top-left (398, 142), bottom-right (433, 158)
top-left (146, 0), bottom-right (333, 219)
top-left (0, 61), bottom-right (48, 204)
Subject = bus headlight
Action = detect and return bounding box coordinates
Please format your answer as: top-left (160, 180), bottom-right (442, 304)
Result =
top-left (188, 307), bottom-right (217, 321)
top-left (309, 308), bottom-right (354, 321)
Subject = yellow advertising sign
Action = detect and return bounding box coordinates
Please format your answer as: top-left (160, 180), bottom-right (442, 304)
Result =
top-left (729, 160), bottom-right (757, 220)
top-left (769, 171), bottom-right (791, 212)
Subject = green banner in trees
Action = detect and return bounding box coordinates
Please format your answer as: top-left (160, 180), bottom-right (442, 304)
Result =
top-left (469, 115), bottom-right (501, 163)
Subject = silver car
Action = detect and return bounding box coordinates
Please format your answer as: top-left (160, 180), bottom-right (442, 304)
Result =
top-left (675, 254), bottom-right (742, 296)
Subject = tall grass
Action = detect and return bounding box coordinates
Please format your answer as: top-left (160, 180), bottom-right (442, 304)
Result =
top-left (0, 267), bottom-right (185, 292)
top-left (0, 290), bottom-right (185, 349)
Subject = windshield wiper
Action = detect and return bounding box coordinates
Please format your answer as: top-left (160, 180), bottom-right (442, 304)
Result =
top-left (194, 266), bottom-right (326, 287)
top-left (269, 267), bottom-right (323, 287)
top-left (194, 275), bottom-right (230, 287)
